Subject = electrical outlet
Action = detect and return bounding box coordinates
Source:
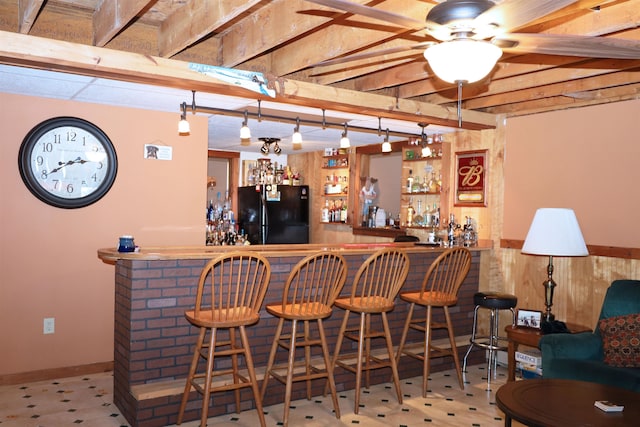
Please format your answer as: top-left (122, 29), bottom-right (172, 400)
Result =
top-left (43, 317), bottom-right (55, 334)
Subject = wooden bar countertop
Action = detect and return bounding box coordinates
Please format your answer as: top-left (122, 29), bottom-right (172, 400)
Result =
top-left (97, 240), bottom-right (492, 263)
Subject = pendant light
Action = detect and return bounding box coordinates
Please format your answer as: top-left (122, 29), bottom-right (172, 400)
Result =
top-left (339, 123), bottom-right (350, 148)
top-left (381, 128), bottom-right (392, 153)
top-left (240, 110), bottom-right (251, 140)
top-left (178, 102), bottom-right (190, 135)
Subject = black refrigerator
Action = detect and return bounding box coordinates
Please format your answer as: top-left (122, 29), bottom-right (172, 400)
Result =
top-left (237, 184), bottom-right (309, 245)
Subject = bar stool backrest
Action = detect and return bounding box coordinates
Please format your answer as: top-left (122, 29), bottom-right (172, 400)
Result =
top-left (349, 248), bottom-right (410, 307)
top-left (281, 251), bottom-right (348, 315)
top-left (419, 247), bottom-right (472, 301)
top-left (194, 252), bottom-right (272, 322)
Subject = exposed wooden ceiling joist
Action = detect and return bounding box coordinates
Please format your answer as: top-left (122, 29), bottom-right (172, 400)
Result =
top-left (0, 0), bottom-right (638, 122)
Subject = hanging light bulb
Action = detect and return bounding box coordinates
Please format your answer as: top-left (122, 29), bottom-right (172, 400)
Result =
top-left (381, 128), bottom-right (392, 153)
top-left (339, 123), bottom-right (350, 148)
top-left (418, 123), bottom-right (432, 157)
top-left (178, 102), bottom-right (190, 135)
top-left (240, 110), bottom-right (251, 140)
top-left (292, 117), bottom-right (302, 145)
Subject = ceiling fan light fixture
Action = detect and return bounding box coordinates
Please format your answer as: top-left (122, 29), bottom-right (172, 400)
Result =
top-left (424, 39), bottom-right (502, 84)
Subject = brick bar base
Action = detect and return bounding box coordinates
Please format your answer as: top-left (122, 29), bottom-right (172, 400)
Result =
top-left (113, 249), bottom-right (484, 426)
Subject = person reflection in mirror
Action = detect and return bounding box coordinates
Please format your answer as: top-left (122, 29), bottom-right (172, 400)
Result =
top-left (360, 177), bottom-right (378, 217)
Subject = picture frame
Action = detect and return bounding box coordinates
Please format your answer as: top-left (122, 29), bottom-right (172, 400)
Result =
top-left (454, 149), bottom-right (487, 207)
top-left (516, 309), bottom-right (543, 329)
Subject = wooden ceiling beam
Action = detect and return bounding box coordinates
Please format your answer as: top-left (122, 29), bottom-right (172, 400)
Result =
top-left (239, 0), bottom-right (429, 76)
top-left (457, 58), bottom-right (640, 108)
top-left (219, 0), bottom-right (332, 68)
top-left (461, 67), bottom-right (640, 110)
top-left (93, 0), bottom-right (154, 47)
top-left (0, 30), bottom-right (496, 130)
top-left (487, 82), bottom-right (640, 115)
top-left (18, 0), bottom-right (45, 34)
top-left (158, 0), bottom-right (260, 58)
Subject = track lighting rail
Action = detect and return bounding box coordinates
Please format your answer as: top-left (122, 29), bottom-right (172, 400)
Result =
top-left (181, 98), bottom-right (426, 140)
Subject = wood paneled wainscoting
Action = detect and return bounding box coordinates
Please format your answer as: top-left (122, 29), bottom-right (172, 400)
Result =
top-left (101, 244), bottom-right (489, 427)
top-left (498, 240), bottom-right (640, 330)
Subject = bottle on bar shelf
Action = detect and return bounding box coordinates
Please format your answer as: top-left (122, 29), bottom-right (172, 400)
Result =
top-left (406, 197), bottom-right (415, 226)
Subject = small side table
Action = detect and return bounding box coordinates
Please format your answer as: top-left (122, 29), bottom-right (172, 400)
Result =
top-left (505, 323), bottom-right (591, 381)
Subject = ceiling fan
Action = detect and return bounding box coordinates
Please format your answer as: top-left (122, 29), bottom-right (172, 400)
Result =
top-left (305, 0), bottom-right (640, 84)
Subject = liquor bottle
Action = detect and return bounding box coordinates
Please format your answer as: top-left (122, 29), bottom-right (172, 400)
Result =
top-left (406, 197), bottom-right (415, 226)
top-left (340, 201), bottom-right (348, 223)
top-left (330, 199), bottom-right (338, 222)
top-left (431, 203), bottom-right (440, 228)
top-left (407, 169), bottom-right (413, 193)
top-left (415, 199), bottom-right (423, 226)
top-left (207, 200), bottom-right (214, 222)
top-left (422, 202), bottom-right (431, 227)
top-left (321, 199), bottom-right (330, 223)
top-left (215, 192), bottom-right (223, 220)
top-left (428, 171), bottom-right (439, 193)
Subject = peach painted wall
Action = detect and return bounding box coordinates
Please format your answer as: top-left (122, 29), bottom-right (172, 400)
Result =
top-left (0, 93), bottom-right (208, 376)
top-left (503, 99), bottom-right (640, 248)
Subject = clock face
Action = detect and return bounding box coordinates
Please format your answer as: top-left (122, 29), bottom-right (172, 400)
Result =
top-left (18, 117), bottom-right (118, 209)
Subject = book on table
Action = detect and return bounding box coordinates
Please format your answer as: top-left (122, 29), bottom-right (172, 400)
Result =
top-left (594, 400), bottom-right (624, 412)
top-left (515, 348), bottom-right (542, 366)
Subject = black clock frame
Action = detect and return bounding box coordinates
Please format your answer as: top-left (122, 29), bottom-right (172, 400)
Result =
top-left (18, 116), bottom-right (118, 209)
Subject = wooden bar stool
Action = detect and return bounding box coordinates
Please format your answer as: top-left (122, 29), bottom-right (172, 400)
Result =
top-left (396, 247), bottom-right (472, 397)
top-left (260, 251), bottom-right (347, 427)
top-left (329, 247), bottom-right (410, 414)
top-left (177, 252), bottom-right (271, 427)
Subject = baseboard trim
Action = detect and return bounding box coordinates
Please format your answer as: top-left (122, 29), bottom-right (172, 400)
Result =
top-left (0, 361), bottom-right (114, 386)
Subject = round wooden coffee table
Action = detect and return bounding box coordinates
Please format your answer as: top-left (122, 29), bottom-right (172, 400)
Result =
top-left (496, 379), bottom-right (640, 427)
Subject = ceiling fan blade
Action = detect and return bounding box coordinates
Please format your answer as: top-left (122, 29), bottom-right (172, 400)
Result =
top-left (304, 0), bottom-right (426, 31)
top-left (475, 0), bottom-right (579, 33)
top-left (493, 33), bottom-right (640, 59)
top-left (314, 42), bottom-right (434, 67)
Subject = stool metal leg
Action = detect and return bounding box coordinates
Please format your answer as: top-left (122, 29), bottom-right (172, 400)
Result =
top-left (486, 308), bottom-right (497, 390)
top-left (462, 304), bottom-right (480, 373)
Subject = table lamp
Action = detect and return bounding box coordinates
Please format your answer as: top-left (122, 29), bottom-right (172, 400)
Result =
top-left (521, 208), bottom-right (589, 323)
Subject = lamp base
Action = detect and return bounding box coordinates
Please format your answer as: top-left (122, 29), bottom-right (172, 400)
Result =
top-left (543, 256), bottom-right (557, 323)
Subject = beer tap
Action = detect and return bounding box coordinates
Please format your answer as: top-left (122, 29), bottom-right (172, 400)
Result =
top-left (447, 213), bottom-right (461, 246)
top-left (463, 216), bottom-right (477, 247)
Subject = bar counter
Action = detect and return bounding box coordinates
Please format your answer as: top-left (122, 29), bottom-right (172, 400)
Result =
top-left (98, 241), bottom-right (491, 427)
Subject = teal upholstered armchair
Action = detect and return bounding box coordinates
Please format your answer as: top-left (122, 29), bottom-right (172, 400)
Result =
top-left (540, 279), bottom-right (640, 392)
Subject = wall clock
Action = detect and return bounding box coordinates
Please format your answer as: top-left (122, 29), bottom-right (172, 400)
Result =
top-left (18, 117), bottom-right (118, 209)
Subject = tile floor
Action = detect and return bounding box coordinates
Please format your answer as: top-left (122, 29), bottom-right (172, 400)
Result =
top-left (0, 364), bottom-right (523, 426)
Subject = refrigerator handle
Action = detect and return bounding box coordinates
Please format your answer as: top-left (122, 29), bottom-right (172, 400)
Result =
top-left (261, 190), bottom-right (268, 244)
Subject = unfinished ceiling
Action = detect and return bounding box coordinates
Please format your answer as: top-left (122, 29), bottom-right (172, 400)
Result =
top-left (0, 0), bottom-right (639, 153)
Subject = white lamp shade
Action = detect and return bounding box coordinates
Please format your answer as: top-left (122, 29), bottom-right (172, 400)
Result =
top-left (340, 135), bottom-right (350, 148)
top-left (381, 141), bottom-right (392, 153)
top-left (424, 39), bottom-right (502, 84)
top-left (522, 208), bottom-right (588, 256)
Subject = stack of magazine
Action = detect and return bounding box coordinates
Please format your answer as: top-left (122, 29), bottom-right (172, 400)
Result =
top-left (516, 348), bottom-right (542, 379)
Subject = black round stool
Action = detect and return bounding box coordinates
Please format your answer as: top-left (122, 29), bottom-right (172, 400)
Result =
top-left (462, 291), bottom-right (517, 390)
